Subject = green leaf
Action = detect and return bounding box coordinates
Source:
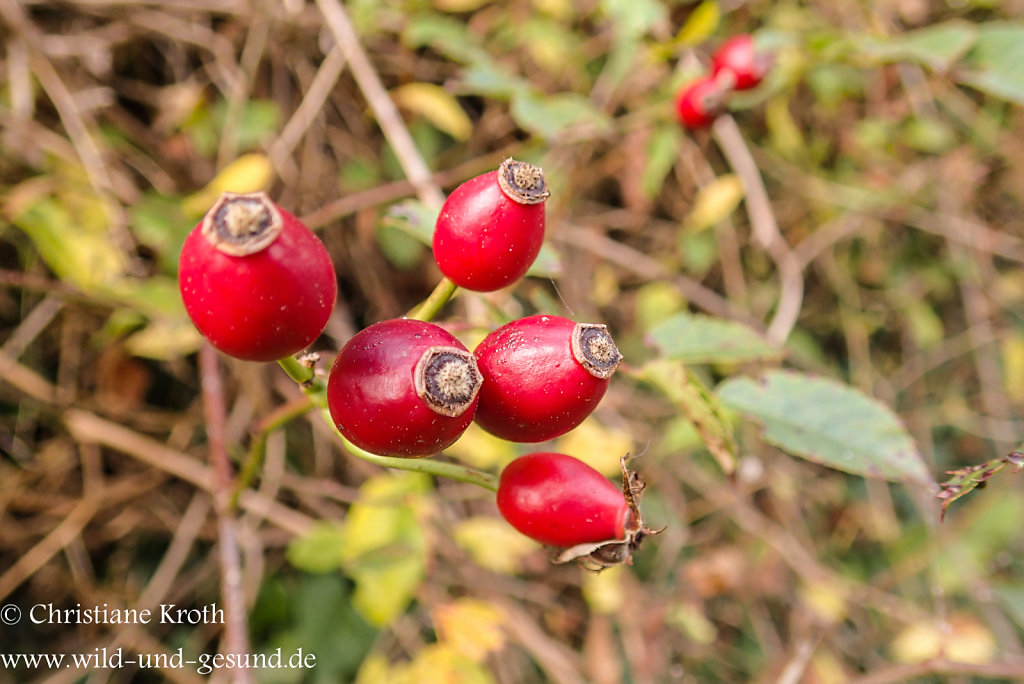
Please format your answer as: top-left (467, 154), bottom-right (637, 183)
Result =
top-left (642, 125), bottom-right (682, 200)
top-left (958, 22), bottom-right (1024, 104)
top-left (717, 370), bottom-right (932, 484)
top-left (458, 62), bottom-right (533, 100)
top-left (994, 584), bottom-right (1024, 631)
top-left (12, 196), bottom-right (125, 292)
top-left (510, 92), bottom-right (612, 141)
top-left (600, 0), bottom-right (667, 41)
top-left (402, 13), bottom-right (490, 65)
top-left (857, 20), bottom-right (977, 71)
top-left (647, 312), bottom-right (782, 364)
top-left (286, 522), bottom-right (348, 573)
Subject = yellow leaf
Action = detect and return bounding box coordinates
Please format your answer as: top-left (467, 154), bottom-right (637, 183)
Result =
top-left (667, 601), bottom-right (717, 644)
top-left (891, 615), bottom-right (996, 665)
top-left (808, 651), bottom-right (849, 684)
top-left (581, 565), bottom-right (624, 615)
top-left (432, 0), bottom-right (490, 11)
top-left (124, 317), bottom-right (203, 360)
top-left (683, 174), bottom-right (745, 233)
top-left (432, 599), bottom-right (506, 662)
top-left (555, 418), bottom-right (633, 478)
top-left (392, 83), bottom-right (472, 141)
top-left (1002, 334), bottom-right (1024, 401)
top-left (12, 195), bottom-right (125, 292)
top-left (944, 615), bottom-right (997, 664)
top-left (444, 423), bottom-right (517, 470)
top-left (800, 580), bottom-right (847, 623)
top-left (591, 263), bottom-right (621, 308)
top-left (675, 1), bottom-right (720, 47)
top-left (354, 653), bottom-right (392, 684)
top-left (338, 472), bottom-right (431, 626)
top-left (182, 153), bottom-right (274, 217)
top-left (766, 96), bottom-right (805, 160)
top-left (398, 645), bottom-right (496, 684)
top-left (349, 557), bottom-right (424, 627)
top-left (340, 471), bottom-right (430, 561)
top-left (891, 620), bottom-right (942, 664)
top-left (532, 0), bottom-right (573, 20)
top-left (453, 516), bottom-right (541, 573)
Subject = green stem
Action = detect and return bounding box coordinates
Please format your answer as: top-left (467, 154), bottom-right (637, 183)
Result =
top-left (278, 355), bottom-right (318, 386)
top-left (231, 395), bottom-right (316, 506)
top-left (269, 288), bottom-right (498, 493)
top-left (407, 277), bottom-right (458, 322)
top-left (321, 409), bottom-right (499, 492)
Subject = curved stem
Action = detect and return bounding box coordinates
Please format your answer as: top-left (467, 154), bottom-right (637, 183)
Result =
top-left (407, 277), bottom-right (458, 322)
top-left (232, 395), bottom-right (315, 506)
top-left (277, 355), bottom-right (321, 386)
top-left (322, 410), bottom-right (499, 492)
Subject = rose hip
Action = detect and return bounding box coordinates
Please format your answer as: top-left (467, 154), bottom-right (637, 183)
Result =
top-left (178, 192), bottom-right (336, 362)
top-left (327, 319), bottom-right (483, 457)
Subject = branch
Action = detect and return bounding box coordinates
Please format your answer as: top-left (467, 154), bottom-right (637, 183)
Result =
top-left (712, 115), bottom-right (803, 346)
top-left (199, 344), bottom-right (255, 684)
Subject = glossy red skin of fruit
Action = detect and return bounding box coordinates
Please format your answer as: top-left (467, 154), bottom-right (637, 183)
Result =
top-left (497, 452), bottom-right (629, 548)
top-left (674, 74), bottom-right (722, 129)
top-left (433, 170), bottom-right (545, 292)
top-left (473, 314), bottom-right (616, 443)
top-left (179, 200), bottom-right (336, 362)
top-left (711, 34), bottom-right (765, 91)
top-left (327, 319), bottom-right (480, 457)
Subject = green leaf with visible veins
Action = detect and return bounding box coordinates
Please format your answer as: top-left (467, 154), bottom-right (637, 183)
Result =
top-left (717, 370), bottom-right (932, 485)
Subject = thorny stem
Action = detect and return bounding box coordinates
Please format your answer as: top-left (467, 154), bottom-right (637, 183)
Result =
top-left (406, 276), bottom-right (458, 322)
top-left (198, 343), bottom-right (255, 684)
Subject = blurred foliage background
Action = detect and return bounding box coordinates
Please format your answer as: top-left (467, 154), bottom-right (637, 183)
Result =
top-left (2, 0), bottom-right (1024, 682)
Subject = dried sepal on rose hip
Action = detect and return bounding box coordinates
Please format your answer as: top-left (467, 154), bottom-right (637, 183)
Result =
top-left (432, 158), bottom-right (549, 292)
top-left (178, 192), bottom-right (337, 362)
top-left (711, 34), bottom-right (773, 91)
top-left (496, 452), bottom-right (663, 571)
top-left (473, 314), bottom-right (622, 443)
top-left (326, 318), bottom-right (483, 458)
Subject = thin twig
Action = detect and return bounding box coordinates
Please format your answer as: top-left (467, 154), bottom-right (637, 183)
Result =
top-left (62, 409), bottom-right (314, 535)
top-left (556, 225), bottom-right (767, 331)
top-left (712, 115), bottom-right (803, 346)
top-left (849, 658), bottom-right (1024, 684)
top-left (269, 43), bottom-right (349, 181)
top-left (198, 344), bottom-right (254, 684)
top-left (314, 0), bottom-right (446, 208)
top-left (0, 0), bottom-right (138, 271)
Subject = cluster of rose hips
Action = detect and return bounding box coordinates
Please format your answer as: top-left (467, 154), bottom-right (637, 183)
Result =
top-left (674, 34), bottom-right (772, 129)
top-left (177, 158), bottom-right (658, 567)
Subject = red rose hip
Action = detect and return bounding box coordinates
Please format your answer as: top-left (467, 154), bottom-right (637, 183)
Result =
top-left (674, 74), bottom-right (728, 130)
top-left (711, 34), bottom-right (771, 91)
top-left (498, 453), bottom-right (664, 569)
top-left (178, 192), bottom-right (337, 362)
top-left (432, 158), bottom-right (549, 292)
top-left (497, 452), bottom-right (629, 549)
top-left (327, 319), bottom-right (483, 457)
top-left (473, 314), bottom-right (621, 442)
